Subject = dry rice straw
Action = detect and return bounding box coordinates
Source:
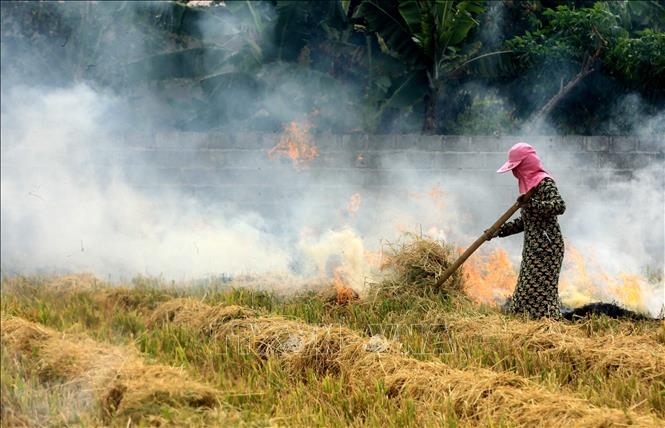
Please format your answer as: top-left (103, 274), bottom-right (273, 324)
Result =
top-left (428, 312), bottom-right (665, 383)
top-left (148, 299), bottom-right (664, 427)
top-left (1, 315), bottom-right (220, 422)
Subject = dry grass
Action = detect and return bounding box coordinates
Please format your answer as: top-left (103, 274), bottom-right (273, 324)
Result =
top-left (232, 317), bottom-right (320, 358)
top-left (95, 287), bottom-right (172, 314)
top-left (381, 363), bottom-right (645, 427)
top-left (3, 274), bottom-right (664, 426)
top-left (380, 234), bottom-right (465, 296)
top-left (147, 297), bottom-right (212, 328)
top-left (147, 299), bottom-right (663, 427)
top-left (149, 298), bottom-right (324, 358)
top-left (147, 297), bottom-right (258, 335)
top-left (299, 335), bottom-right (662, 427)
top-left (1, 314), bottom-right (222, 424)
top-left (44, 273), bottom-right (102, 293)
top-left (427, 311), bottom-right (665, 384)
top-left (0, 273), bottom-right (103, 301)
top-left (284, 326), bottom-right (373, 377)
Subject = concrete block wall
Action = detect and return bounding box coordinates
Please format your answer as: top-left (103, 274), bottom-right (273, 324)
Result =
top-left (109, 133), bottom-right (663, 216)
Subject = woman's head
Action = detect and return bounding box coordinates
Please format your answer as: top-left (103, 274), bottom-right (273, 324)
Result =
top-left (497, 142), bottom-right (536, 174)
top-left (497, 142), bottom-right (552, 193)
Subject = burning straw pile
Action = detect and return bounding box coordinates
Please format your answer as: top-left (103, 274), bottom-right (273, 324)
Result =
top-left (1, 315), bottom-right (221, 424)
top-left (379, 234), bottom-right (464, 297)
top-left (147, 299), bottom-right (663, 427)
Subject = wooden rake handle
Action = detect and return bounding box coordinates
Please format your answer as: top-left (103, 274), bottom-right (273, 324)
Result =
top-left (434, 188), bottom-right (536, 290)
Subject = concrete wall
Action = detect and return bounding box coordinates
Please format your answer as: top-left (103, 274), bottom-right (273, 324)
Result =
top-left (3, 132), bottom-right (662, 272)
top-left (109, 133), bottom-right (661, 190)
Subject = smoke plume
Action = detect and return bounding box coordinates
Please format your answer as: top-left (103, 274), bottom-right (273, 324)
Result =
top-left (1, 1), bottom-right (663, 315)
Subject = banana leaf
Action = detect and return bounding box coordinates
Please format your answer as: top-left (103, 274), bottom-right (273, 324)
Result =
top-left (375, 69), bottom-right (428, 117)
top-left (199, 71), bottom-right (264, 102)
top-left (452, 50), bottom-right (522, 79)
top-left (352, 0), bottom-right (424, 65)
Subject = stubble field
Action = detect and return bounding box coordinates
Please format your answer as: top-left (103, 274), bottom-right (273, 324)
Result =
top-left (1, 270), bottom-right (664, 427)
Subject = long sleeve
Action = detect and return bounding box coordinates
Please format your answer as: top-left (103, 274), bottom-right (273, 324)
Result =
top-left (496, 217), bottom-right (524, 237)
top-left (494, 178), bottom-right (564, 240)
top-left (524, 179), bottom-right (566, 216)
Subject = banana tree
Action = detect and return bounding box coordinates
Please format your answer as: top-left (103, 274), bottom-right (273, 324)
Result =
top-left (350, 0), bottom-right (516, 133)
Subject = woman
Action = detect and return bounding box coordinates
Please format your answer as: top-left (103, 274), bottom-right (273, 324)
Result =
top-left (492, 142), bottom-right (566, 319)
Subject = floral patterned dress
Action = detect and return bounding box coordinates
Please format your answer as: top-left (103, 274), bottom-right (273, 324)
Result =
top-left (496, 177), bottom-right (566, 319)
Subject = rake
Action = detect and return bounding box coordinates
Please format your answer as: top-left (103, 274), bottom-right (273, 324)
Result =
top-left (434, 188), bottom-right (535, 290)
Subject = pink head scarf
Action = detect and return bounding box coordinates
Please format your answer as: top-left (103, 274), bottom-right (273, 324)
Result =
top-left (497, 142), bottom-right (552, 194)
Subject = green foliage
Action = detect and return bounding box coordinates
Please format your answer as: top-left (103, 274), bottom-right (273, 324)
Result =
top-left (352, 0), bottom-right (489, 80)
top-left (606, 29), bottom-right (665, 92)
top-left (506, 2), bottom-right (623, 66)
top-left (352, 1), bottom-right (423, 65)
top-left (502, 1), bottom-right (665, 130)
top-left (273, 0), bottom-right (349, 61)
top-left (350, 1), bottom-right (503, 131)
top-left (612, 0), bottom-right (665, 32)
top-left (454, 91), bottom-right (517, 134)
top-left (399, 0), bottom-right (484, 64)
top-left (2, 0), bottom-right (663, 134)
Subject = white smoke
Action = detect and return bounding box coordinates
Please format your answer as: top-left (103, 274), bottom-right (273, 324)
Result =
top-left (0, 85), bottom-right (290, 281)
top-left (1, 2), bottom-right (663, 316)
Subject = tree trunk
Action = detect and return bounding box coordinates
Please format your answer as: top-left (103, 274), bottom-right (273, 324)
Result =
top-left (422, 86), bottom-right (438, 134)
top-left (529, 69), bottom-right (593, 129)
top-left (528, 49), bottom-right (600, 131)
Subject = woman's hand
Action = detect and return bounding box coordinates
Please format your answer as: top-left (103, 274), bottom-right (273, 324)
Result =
top-left (484, 228), bottom-right (499, 241)
top-left (517, 194), bottom-right (529, 206)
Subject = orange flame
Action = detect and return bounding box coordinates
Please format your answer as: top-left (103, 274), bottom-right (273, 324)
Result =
top-left (461, 242), bottom-right (654, 314)
top-left (408, 184), bottom-right (447, 213)
top-left (364, 248), bottom-right (384, 271)
top-left (558, 244), bottom-right (599, 305)
top-left (558, 243), bottom-right (652, 312)
top-left (268, 121), bottom-right (318, 168)
top-left (463, 248), bottom-right (517, 305)
top-left (347, 193), bottom-right (362, 216)
top-left (333, 266), bottom-right (358, 305)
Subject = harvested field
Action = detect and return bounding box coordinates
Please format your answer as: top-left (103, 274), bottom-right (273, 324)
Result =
top-left (427, 312), bottom-right (665, 382)
top-left (146, 299), bottom-right (663, 427)
top-left (1, 315), bottom-right (226, 426)
top-left (2, 275), bottom-right (664, 427)
top-left (148, 297), bottom-right (257, 333)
